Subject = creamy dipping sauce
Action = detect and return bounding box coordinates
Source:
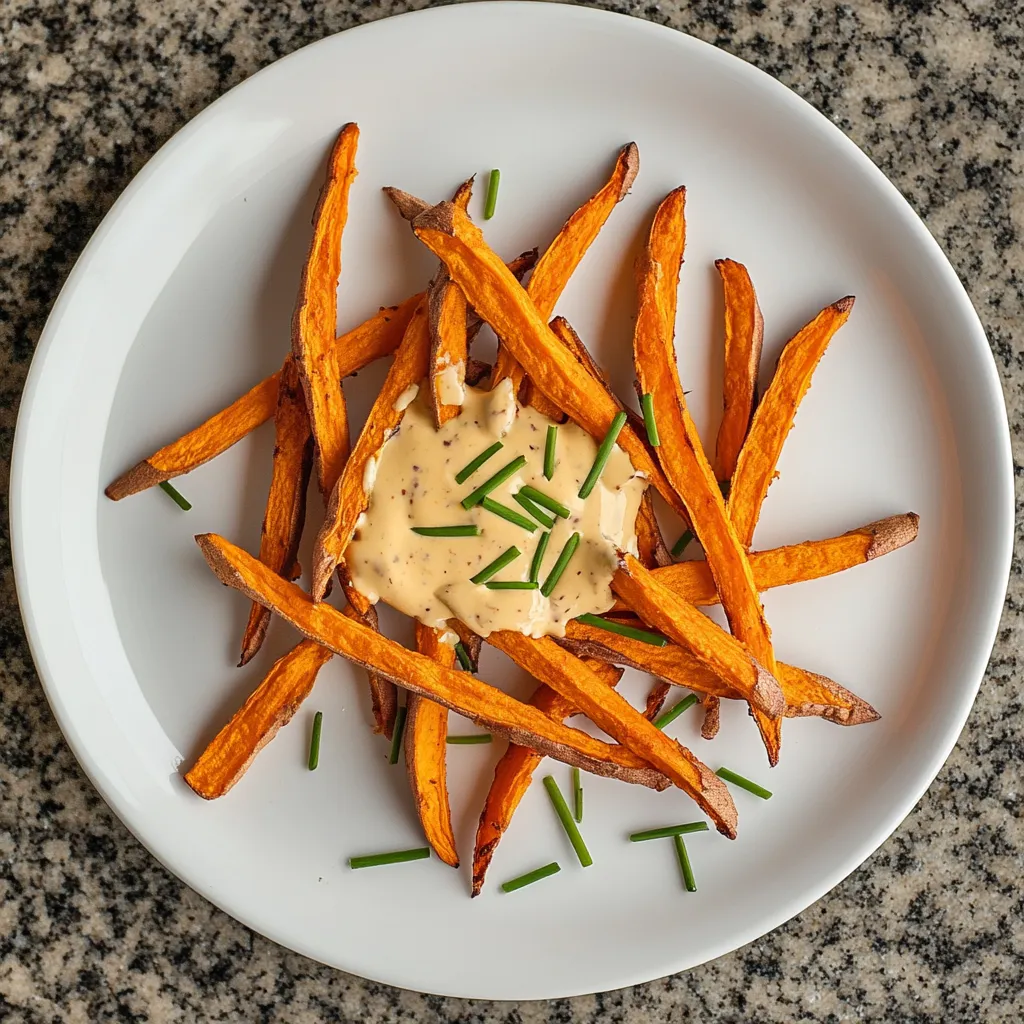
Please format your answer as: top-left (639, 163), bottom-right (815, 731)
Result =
top-left (346, 380), bottom-right (645, 638)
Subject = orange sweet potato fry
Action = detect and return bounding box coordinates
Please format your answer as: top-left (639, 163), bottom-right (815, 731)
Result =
top-left (291, 123), bottom-right (359, 497)
top-left (195, 533), bottom-right (670, 787)
top-left (238, 357), bottom-right (314, 666)
top-left (354, 603), bottom-right (397, 738)
top-left (728, 295), bottom-right (855, 548)
top-left (644, 680), bottom-right (672, 720)
top-left (185, 639), bottom-right (333, 799)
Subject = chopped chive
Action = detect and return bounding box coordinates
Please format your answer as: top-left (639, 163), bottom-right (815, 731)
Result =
top-left (716, 767), bottom-right (773, 800)
top-left (517, 485), bottom-right (571, 520)
top-left (641, 393), bottom-right (660, 447)
top-left (480, 497), bottom-right (537, 532)
top-left (454, 641), bottom-right (475, 672)
top-left (485, 580), bottom-right (539, 590)
top-left (512, 491), bottom-right (555, 529)
top-left (349, 847), bottom-right (430, 869)
top-left (540, 532), bottom-right (580, 598)
top-left (158, 480), bottom-right (191, 511)
top-left (461, 456), bottom-right (526, 509)
top-left (388, 704), bottom-right (408, 765)
top-left (501, 861), bottom-right (560, 893)
top-left (471, 546), bottom-right (521, 585)
top-left (529, 531), bottom-right (551, 584)
top-left (719, 478), bottom-right (731, 499)
top-left (671, 529), bottom-right (694, 558)
top-left (446, 733), bottom-right (493, 744)
top-left (572, 767), bottom-right (583, 823)
top-left (455, 441), bottom-right (503, 484)
top-left (307, 711), bottom-right (323, 771)
top-left (674, 835), bottom-right (697, 891)
top-left (483, 168), bottom-right (500, 220)
top-left (578, 410), bottom-right (628, 499)
top-left (543, 776), bottom-right (592, 867)
top-left (629, 822), bottom-right (709, 843)
top-left (575, 613), bottom-right (667, 647)
top-left (653, 693), bottom-right (700, 731)
top-left (544, 425), bottom-right (557, 479)
top-left (411, 524), bottom-right (480, 537)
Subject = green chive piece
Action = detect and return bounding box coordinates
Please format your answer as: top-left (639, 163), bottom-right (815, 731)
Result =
top-left (572, 767), bottom-right (583, 823)
top-left (455, 441), bottom-right (503, 484)
top-left (349, 847), bottom-right (430, 869)
top-left (578, 410), bottom-right (628, 499)
top-left (512, 491), bottom-right (555, 529)
top-left (307, 711), bottom-right (323, 771)
top-left (719, 478), bottom-right (731, 499)
top-left (480, 497), bottom-right (537, 532)
top-left (454, 641), bottom-right (475, 672)
top-left (543, 776), bottom-right (592, 867)
top-left (517, 485), bottom-right (571, 520)
top-left (575, 613), bottom-right (667, 647)
top-left (641, 393), bottom-right (660, 447)
top-left (653, 693), bottom-right (700, 730)
top-left (411, 524), bottom-right (480, 537)
top-left (484, 168), bottom-right (500, 220)
top-left (388, 704), bottom-right (408, 765)
top-left (501, 861), bottom-right (560, 893)
top-left (446, 733), bottom-right (493, 744)
top-left (716, 766), bottom-right (773, 800)
top-left (540, 532), bottom-right (580, 598)
top-left (529, 531), bottom-right (551, 584)
top-left (544, 425), bottom-right (557, 479)
top-left (471, 546), bottom-right (521, 585)
top-left (485, 580), bottom-right (539, 590)
top-left (158, 480), bottom-right (192, 511)
top-left (461, 456), bottom-right (526, 509)
top-left (674, 835), bottom-right (697, 891)
top-left (671, 529), bottom-right (694, 558)
top-left (629, 821), bottom-right (710, 843)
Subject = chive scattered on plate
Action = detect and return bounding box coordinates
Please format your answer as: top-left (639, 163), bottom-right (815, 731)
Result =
top-left (349, 847), bottom-right (430, 870)
top-left (411, 524), bottom-right (480, 537)
top-left (543, 775), bottom-right (592, 867)
top-left (455, 441), bottom-right (503, 485)
top-left (572, 767), bottom-right (583, 823)
top-left (480, 497), bottom-right (537, 532)
top-left (461, 456), bottom-right (526, 509)
top-left (513, 490), bottom-right (555, 529)
top-left (575, 613), bottom-right (667, 647)
top-left (544, 425), bottom-right (557, 479)
top-left (454, 641), bottom-right (475, 672)
top-left (629, 821), bottom-right (709, 843)
top-left (388, 704), bottom-right (408, 765)
top-left (653, 693), bottom-right (699, 731)
top-left (716, 766), bottom-right (772, 800)
top-left (540, 532), bottom-right (580, 597)
top-left (471, 546), bottom-right (521, 585)
top-left (307, 710), bottom-right (323, 771)
top-left (159, 480), bottom-right (192, 511)
top-left (529, 531), bottom-right (551, 584)
top-left (674, 835), bottom-right (697, 891)
top-left (501, 861), bottom-right (560, 893)
top-left (517, 484), bottom-right (571, 520)
top-left (446, 734), bottom-right (493, 744)
top-left (484, 168), bottom-right (500, 220)
top-left (578, 410), bottom-right (627, 498)
top-left (671, 529), bottom-right (694, 558)
top-left (641, 393), bottom-right (660, 447)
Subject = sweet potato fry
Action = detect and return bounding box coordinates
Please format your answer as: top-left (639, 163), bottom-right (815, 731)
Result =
top-left (238, 357), bottom-right (314, 666)
top-left (485, 630), bottom-right (738, 837)
top-left (410, 202), bottom-right (683, 517)
top-left (644, 680), bottom-right (672, 720)
top-left (195, 533), bottom-right (670, 787)
top-left (354, 603), bottom-right (397, 738)
top-left (728, 295), bottom-right (855, 548)
top-left (185, 639), bottom-right (333, 799)
top-left (292, 123), bottom-right (359, 497)
top-left (632, 188), bottom-right (784, 764)
top-left (407, 624), bottom-right (459, 868)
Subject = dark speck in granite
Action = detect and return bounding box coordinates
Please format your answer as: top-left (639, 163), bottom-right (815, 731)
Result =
top-left (1, 1), bottom-right (1023, 1021)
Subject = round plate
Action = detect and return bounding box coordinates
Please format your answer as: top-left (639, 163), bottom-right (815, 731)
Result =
top-left (11, 2), bottom-right (1012, 1000)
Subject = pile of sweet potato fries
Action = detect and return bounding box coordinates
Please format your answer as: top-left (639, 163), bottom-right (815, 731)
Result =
top-left (106, 124), bottom-right (918, 895)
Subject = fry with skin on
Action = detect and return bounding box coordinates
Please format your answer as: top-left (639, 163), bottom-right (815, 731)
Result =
top-left (185, 639), bottom-right (333, 799)
top-left (195, 533), bottom-right (671, 787)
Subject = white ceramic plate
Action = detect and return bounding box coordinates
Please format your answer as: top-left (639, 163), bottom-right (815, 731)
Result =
top-left (11, 2), bottom-right (1012, 1000)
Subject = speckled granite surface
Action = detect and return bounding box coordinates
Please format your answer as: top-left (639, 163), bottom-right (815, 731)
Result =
top-left (1, 1), bottom-right (1022, 1020)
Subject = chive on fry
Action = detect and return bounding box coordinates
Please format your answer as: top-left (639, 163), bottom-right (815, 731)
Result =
top-left (480, 497), bottom-right (537, 532)
top-left (674, 835), bottom-right (697, 891)
top-left (484, 169), bottom-right (500, 220)
top-left (455, 441), bottom-right (503, 484)
top-left (454, 641), bottom-right (475, 672)
top-left (529, 531), bottom-right (551, 584)
top-left (575, 613), bottom-right (667, 647)
top-left (716, 766), bottom-right (773, 800)
top-left (540, 532), bottom-right (580, 598)
top-left (501, 861), bottom-right (561, 893)
top-left (411, 524), bottom-right (480, 537)
top-left (629, 822), bottom-right (709, 843)
top-left (307, 711), bottom-right (323, 771)
top-left (578, 410), bottom-right (628, 499)
top-left (671, 529), bottom-right (694, 558)
top-left (641, 393), bottom-right (660, 447)
top-left (349, 847), bottom-right (430, 869)
top-left (388, 704), bottom-right (408, 765)
top-left (543, 776), bottom-right (592, 867)
top-left (471, 546), bottom-right (521, 585)
top-left (159, 480), bottom-right (192, 511)
top-left (485, 580), bottom-right (539, 590)
top-left (572, 767), bottom-right (583, 823)
top-left (517, 485), bottom-right (571, 519)
top-left (512, 491), bottom-right (555, 529)
top-left (461, 456), bottom-right (526, 509)
top-left (544, 425), bottom-right (557, 479)
top-left (653, 693), bottom-right (700, 730)
top-left (446, 733), bottom-right (493, 744)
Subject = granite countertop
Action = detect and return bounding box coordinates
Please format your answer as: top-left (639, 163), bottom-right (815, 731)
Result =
top-left (1, 1), bottom-right (1022, 1020)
